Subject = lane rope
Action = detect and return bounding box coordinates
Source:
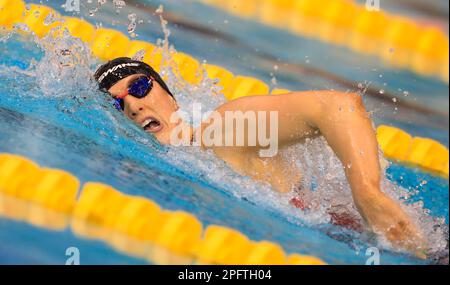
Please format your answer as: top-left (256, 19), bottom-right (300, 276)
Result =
top-left (0, 153), bottom-right (326, 265)
top-left (0, 0), bottom-right (448, 264)
top-left (198, 0), bottom-right (449, 83)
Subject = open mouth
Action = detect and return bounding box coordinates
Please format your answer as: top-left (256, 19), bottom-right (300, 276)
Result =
top-left (141, 117), bottom-right (163, 133)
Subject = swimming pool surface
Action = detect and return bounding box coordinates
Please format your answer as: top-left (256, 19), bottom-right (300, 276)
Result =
top-left (0, 0), bottom-right (448, 264)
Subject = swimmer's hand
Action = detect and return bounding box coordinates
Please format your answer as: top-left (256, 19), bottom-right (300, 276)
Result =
top-left (356, 191), bottom-right (427, 259)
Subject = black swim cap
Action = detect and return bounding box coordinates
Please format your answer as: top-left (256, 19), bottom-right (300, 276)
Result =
top-left (94, 57), bottom-right (174, 97)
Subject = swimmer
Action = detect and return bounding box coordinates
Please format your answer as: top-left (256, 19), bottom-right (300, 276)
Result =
top-left (94, 57), bottom-right (426, 258)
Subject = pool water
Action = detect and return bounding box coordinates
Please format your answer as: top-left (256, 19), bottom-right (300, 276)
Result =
top-left (0, 0), bottom-right (448, 265)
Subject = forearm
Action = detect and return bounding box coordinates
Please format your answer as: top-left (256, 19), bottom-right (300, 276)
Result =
top-left (313, 93), bottom-right (426, 254)
top-left (228, 91), bottom-right (425, 254)
top-left (313, 93), bottom-right (382, 205)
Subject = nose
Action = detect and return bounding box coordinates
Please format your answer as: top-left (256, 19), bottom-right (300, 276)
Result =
top-left (123, 96), bottom-right (144, 118)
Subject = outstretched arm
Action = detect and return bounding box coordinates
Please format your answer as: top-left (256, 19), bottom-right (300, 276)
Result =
top-left (301, 91), bottom-right (426, 257)
top-left (216, 91), bottom-right (426, 256)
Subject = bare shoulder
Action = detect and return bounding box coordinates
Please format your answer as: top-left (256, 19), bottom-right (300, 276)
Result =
top-left (213, 91), bottom-right (301, 113)
top-left (215, 90), bottom-right (355, 111)
top-left (213, 90), bottom-right (327, 116)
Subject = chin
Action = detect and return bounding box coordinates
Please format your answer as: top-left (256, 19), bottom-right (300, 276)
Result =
top-left (154, 132), bottom-right (172, 145)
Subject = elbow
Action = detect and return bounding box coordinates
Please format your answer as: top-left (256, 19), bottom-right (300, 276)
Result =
top-left (348, 93), bottom-right (365, 109)
top-left (343, 92), bottom-right (364, 106)
top-left (332, 92), bottom-right (366, 113)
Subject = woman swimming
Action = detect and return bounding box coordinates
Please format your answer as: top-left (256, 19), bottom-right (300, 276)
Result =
top-left (94, 57), bottom-right (426, 258)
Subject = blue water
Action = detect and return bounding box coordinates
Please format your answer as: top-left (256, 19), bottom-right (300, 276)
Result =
top-left (0, 0), bottom-right (448, 265)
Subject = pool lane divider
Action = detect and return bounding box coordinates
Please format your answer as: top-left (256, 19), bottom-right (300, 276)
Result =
top-left (0, 153), bottom-right (326, 265)
top-left (1, 0), bottom-right (448, 178)
top-left (376, 126), bottom-right (449, 178)
top-left (0, 2), bottom-right (447, 264)
top-left (198, 0), bottom-right (449, 83)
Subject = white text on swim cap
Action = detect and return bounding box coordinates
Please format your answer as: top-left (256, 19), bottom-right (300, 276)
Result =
top-left (97, 62), bottom-right (140, 83)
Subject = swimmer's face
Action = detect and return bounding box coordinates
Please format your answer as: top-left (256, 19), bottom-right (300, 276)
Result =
top-left (108, 74), bottom-right (180, 144)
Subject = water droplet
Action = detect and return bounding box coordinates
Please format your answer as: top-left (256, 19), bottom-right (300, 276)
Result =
top-left (13, 23), bottom-right (30, 32)
top-left (89, 8), bottom-right (98, 17)
top-left (127, 13), bottom-right (137, 34)
top-left (156, 5), bottom-right (164, 14)
top-left (113, 0), bottom-right (126, 9)
top-left (44, 12), bottom-right (61, 26)
top-left (271, 77), bottom-right (277, 86)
